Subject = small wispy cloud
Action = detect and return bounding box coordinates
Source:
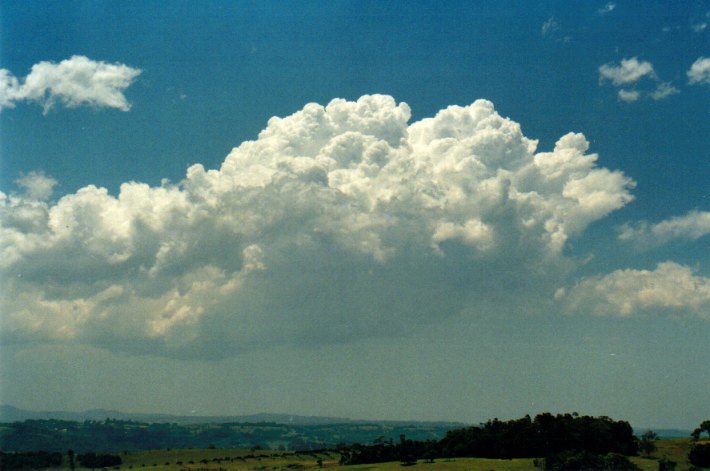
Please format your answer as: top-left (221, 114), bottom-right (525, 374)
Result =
top-left (597, 2), bottom-right (616, 16)
top-left (541, 17), bottom-right (572, 43)
top-left (691, 11), bottom-right (709, 33)
top-left (617, 89), bottom-right (640, 102)
top-left (650, 82), bottom-right (679, 100)
top-left (0, 55), bottom-right (141, 114)
top-left (541, 17), bottom-right (560, 37)
top-left (619, 210), bottom-right (710, 247)
top-left (692, 21), bottom-right (708, 33)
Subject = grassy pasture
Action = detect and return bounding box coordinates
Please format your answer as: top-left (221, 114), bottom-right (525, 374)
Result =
top-left (341, 457), bottom-right (537, 470)
top-left (70, 453), bottom-right (539, 470)
top-left (99, 448), bottom-right (340, 470)
top-left (55, 438), bottom-right (705, 470)
top-left (629, 438), bottom-right (708, 470)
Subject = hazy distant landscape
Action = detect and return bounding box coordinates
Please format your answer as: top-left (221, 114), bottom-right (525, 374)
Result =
top-left (1, 407), bottom-right (709, 470)
top-left (0, 406), bottom-right (458, 453)
top-left (0, 405), bottom-right (464, 428)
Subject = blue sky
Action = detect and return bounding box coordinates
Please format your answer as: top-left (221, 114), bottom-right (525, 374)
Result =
top-left (1, 1), bottom-right (708, 429)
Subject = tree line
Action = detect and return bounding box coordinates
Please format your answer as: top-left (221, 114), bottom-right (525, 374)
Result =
top-left (339, 413), bottom-right (640, 467)
top-left (338, 414), bottom-right (710, 469)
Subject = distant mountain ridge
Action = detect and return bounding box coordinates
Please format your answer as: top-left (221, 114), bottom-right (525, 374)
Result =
top-left (0, 404), bottom-right (464, 427)
top-left (2, 406), bottom-right (693, 438)
top-left (632, 427), bottom-right (694, 439)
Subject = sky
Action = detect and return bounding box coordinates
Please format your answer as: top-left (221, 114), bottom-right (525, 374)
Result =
top-left (0, 1), bottom-right (708, 430)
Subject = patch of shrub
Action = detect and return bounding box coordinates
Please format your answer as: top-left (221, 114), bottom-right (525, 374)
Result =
top-left (658, 456), bottom-right (676, 471)
top-left (688, 443), bottom-right (710, 468)
top-left (0, 451), bottom-right (63, 470)
top-left (543, 450), bottom-right (639, 470)
top-left (77, 453), bottom-right (122, 469)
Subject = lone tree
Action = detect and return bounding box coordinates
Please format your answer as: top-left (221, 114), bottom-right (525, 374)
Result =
top-left (638, 430), bottom-right (658, 456)
top-left (691, 420), bottom-right (710, 440)
top-left (399, 434), bottom-right (416, 466)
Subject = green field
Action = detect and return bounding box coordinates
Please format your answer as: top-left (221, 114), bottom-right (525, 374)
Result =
top-left (66, 452), bottom-right (539, 470)
top-left (341, 457), bottom-right (537, 470)
top-left (628, 438), bottom-right (707, 471)
top-left (108, 448), bottom-right (340, 470)
top-left (41, 439), bottom-right (709, 471)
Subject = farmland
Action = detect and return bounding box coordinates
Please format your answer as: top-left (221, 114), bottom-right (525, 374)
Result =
top-left (2, 414), bottom-right (708, 470)
top-left (2, 440), bottom-right (705, 471)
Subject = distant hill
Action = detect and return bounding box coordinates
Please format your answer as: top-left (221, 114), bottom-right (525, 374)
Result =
top-left (0, 405), bottom-right (463, 428)
top-left (633, 426), bottom-right (693, 439)
top-left (0, 409), bottom-right (464, 453)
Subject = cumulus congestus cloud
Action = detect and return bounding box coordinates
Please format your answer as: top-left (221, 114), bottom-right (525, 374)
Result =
top-left (1, 95), bottom-right (638, 358)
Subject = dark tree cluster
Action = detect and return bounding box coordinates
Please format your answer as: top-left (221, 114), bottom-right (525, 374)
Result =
top-left (0, 451), bottom-right (63, 470)
top-left (339, 413), bottom-right (638, 465)
top-left (688, 442), bottom-right (710, 468)
top-left (76, 452), bottom-right (122, 469)
top-left (440, 413), bottom-right (637, 459)
top-left (688, 419), bottom-right (710, 468)
top-left (338, 435), bottom-right (438, 466)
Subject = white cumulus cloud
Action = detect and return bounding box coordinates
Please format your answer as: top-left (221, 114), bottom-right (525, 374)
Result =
top-left (0, 56), bottom-right (141, 113)
top-left (600, 58), bottom-right (680, 102)
top-left (688, 57), bottom-right (710, 85)
top-left (0, 95), bottom-right (637, 358)
top-left (599, 57), bottom-right (656, 86)
top-left (560, 262), bottom-right (710, 319)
